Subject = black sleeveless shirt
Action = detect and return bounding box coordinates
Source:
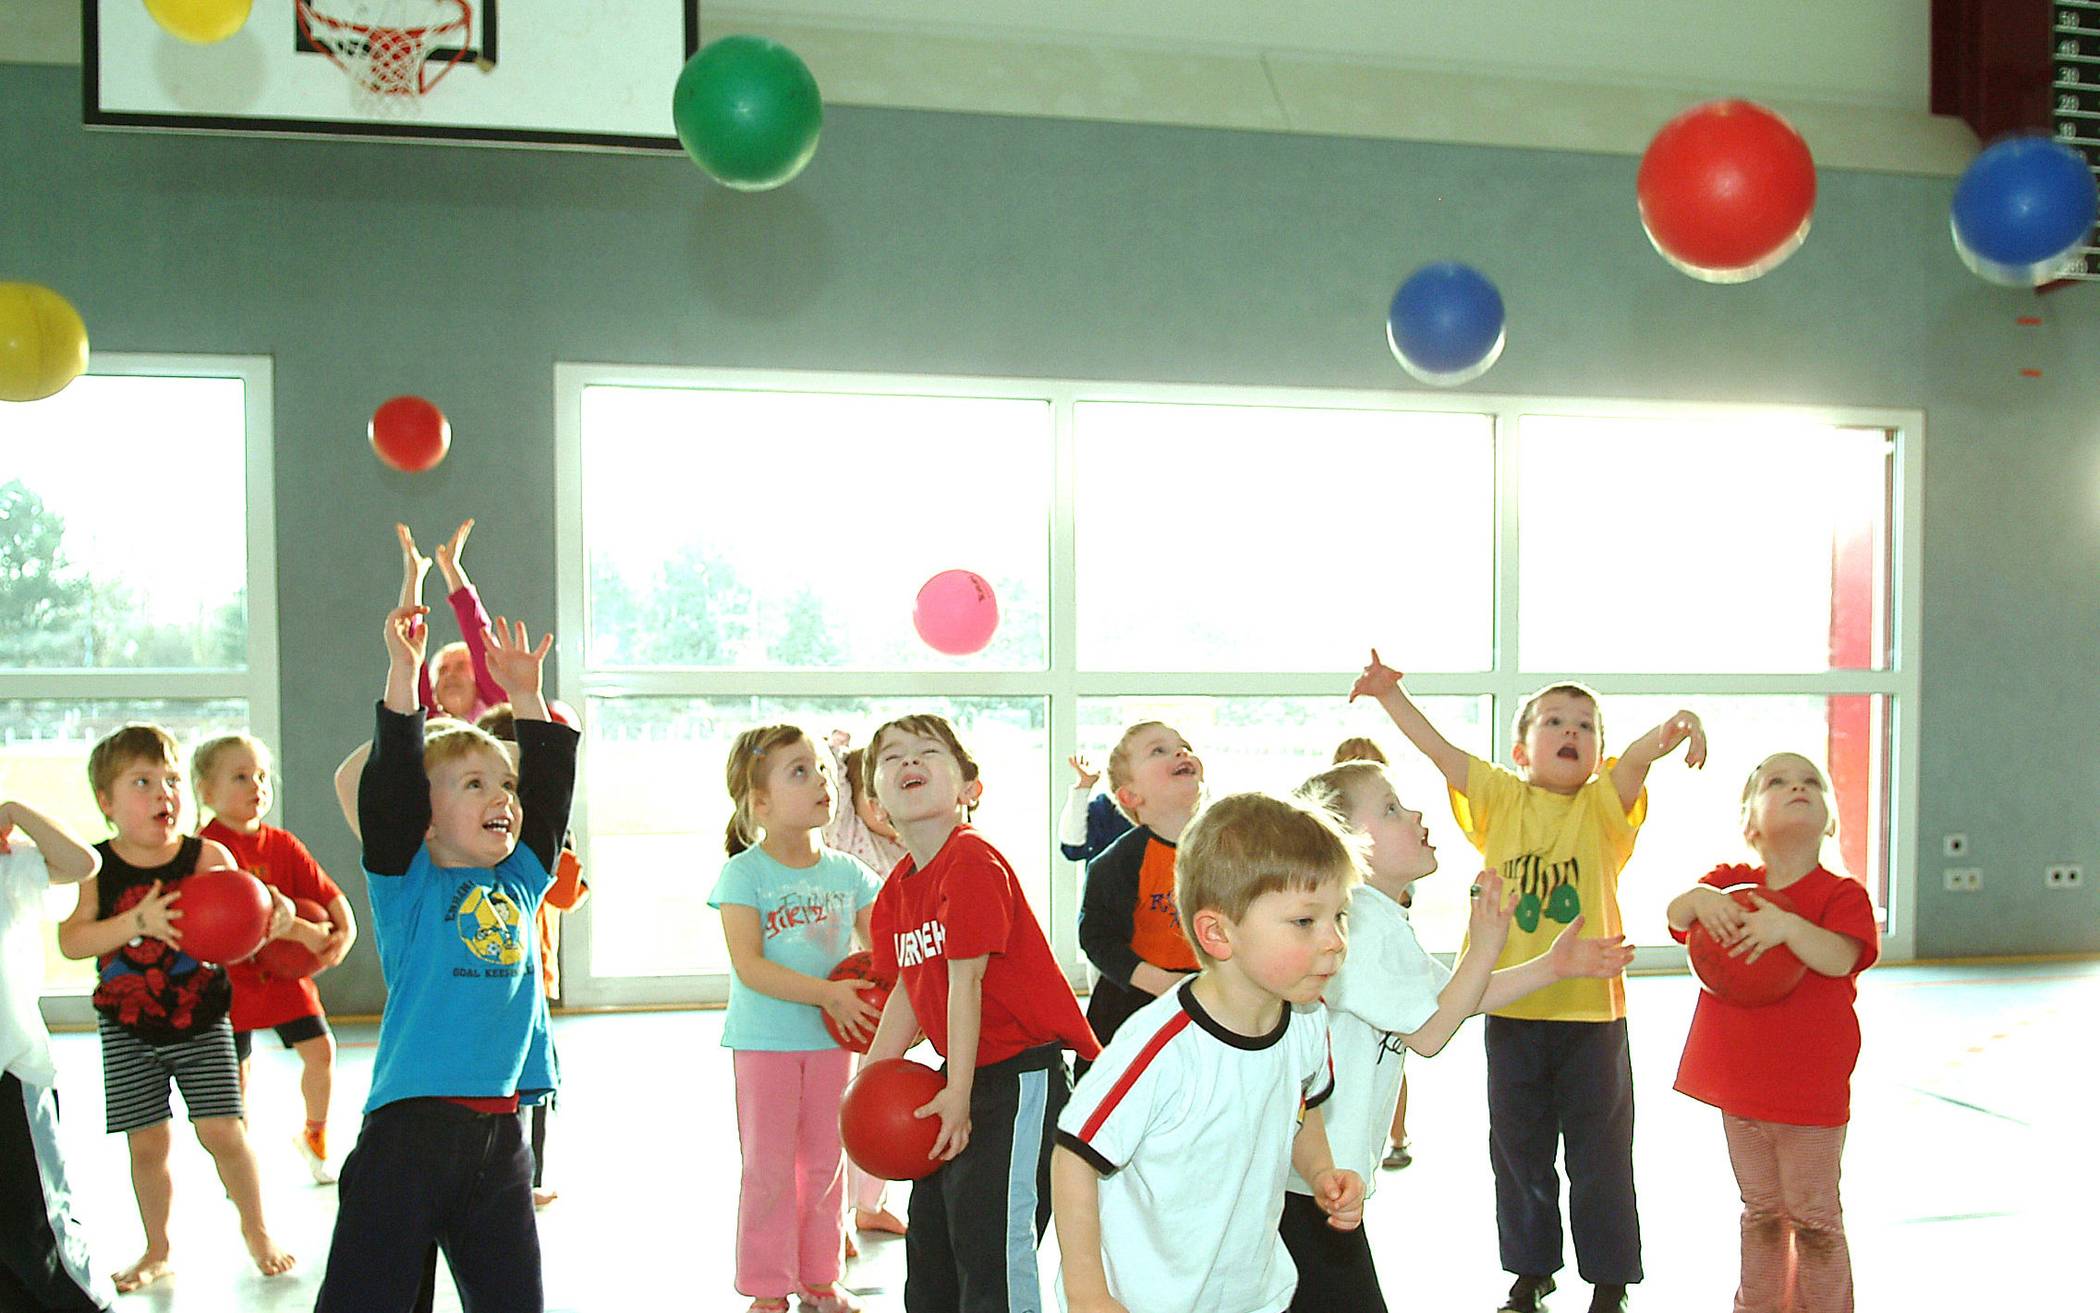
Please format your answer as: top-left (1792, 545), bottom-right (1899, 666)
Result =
top-left (91, 837), bottom-right (232, 1044)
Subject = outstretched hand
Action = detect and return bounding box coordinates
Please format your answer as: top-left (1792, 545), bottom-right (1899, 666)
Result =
top-left (1546, 915), bottom-right (1635, 979)
top-left (1349, 648), bottom-right (1403, 702)
top-left (1466, 870), bottom-right (1516, 944)
top-left (395, 524), bottom-right (432, 614)
top-left (483, 616), bottom-right (553, 704)
top-left (384, 604), bottom-right (430, 671)
top-left (1658, 710), bottom-right (1708, 769)
top-left (434, 518), bottom-right (475, 588)
top-left (1067, 754), bottom-right (1102, 790)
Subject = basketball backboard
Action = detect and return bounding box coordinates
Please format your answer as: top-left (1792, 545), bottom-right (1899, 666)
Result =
top-left (85, 1), bottom-right (701, 151)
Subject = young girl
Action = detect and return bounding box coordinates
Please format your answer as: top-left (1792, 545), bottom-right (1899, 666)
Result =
top-left (194, 733), bottom-right (357, 1185)
top-left (398, 519), bottom-right (507, 722)
top-left (57, 724), bottom-right (296, 1293)
top-left (1666, 752), bottom-right (1878, 1313)
top-left (1287, 759), bottom-right (1633, 1312)
top-left (711, 725), bottom-right (885, 1313)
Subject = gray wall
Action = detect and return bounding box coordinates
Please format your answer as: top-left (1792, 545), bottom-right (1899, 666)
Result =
top-left (3, 64), bottom-right (2094, 1010)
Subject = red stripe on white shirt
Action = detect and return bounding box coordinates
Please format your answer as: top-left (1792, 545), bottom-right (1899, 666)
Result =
top-left (1077, 1009), bottom-right (1193, 1144)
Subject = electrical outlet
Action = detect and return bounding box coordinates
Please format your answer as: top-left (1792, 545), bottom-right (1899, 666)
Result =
top-left (2046, 864), bottom-right (2084, 889)
top-left (1943, 867), bottom-right (1982, 892)
top-left (1943, 833), bottom-right (1969, 857)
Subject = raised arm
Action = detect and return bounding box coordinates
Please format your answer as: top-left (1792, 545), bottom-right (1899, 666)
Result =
top-left (484, 616), bottom-right (574, 871)
top-left (333, 742), bottom-right (371, 841)
top-left (0, 799), bottom-right (100, 883)
top-left (1609, 709), bottom-right (1706, 812)
top-left (1399, 872), bottom-right (1512, 1055)
top-left (361, 604), bottom-right (436, 877)
top-left (1350, 649), bottom-right (1469, 793)
top-left (435, 519), bottom-right (507, 711)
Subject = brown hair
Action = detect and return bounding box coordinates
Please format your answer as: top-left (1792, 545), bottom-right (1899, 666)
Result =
top-left (191, 733), bottom-right (269, 798)
top-left (1331, 736), bottom-right (1387, 765)
top-left (1296, 760), bottom-right (1390, 829)
top-left (476, 703), bottom-right (518, 742)
top-left (841, 746), bottom-right (872, 806)
top-left (1739, 751), bottom-right (1838, 844)
top-left (724, 724), bottom-right (815, 856)
top-left (1174, 791), bottom-right (1364, 964)
top-left (864, 714), bottom-right (981, 819)
top-left (1514, 682), bottom-right (1604, 743)
top-left (87, 724), bottom-right (183, 817)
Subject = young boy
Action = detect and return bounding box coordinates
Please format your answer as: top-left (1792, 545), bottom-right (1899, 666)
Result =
top-left (193, 733), bottom-right (357, 1185)
top-left (58, 724), bottom-right (296, 1294)
top-left (1076, 723), bottom-right (1204, 1059)
top-left (1052, 791), bottom-right (1367, 1313)
top-left (861, 714), bottom-right (1099, 1313)
top-left (0, 799), bottom-right (117, 1312)
top-left (313, 604), bottom-right (577, 1313)
top-left (1352, 650), bottom-right (1705, 1313)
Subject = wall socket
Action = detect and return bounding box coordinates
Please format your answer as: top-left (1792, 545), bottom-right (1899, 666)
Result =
top-left (1944, 867), bottom-right (1982, 892)
top-left (1943, 833), bottom-right (1970, 857)
top-left (2046, 864), bottom-right (2084, 889)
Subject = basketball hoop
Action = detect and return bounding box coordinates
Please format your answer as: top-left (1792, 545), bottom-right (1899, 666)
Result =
top-left (297, 0), bottom-right (473, 107)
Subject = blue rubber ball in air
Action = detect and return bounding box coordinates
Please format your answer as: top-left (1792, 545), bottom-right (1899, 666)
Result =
top-left (1950, 136), bottom-right (2098, 286)
top-left (1386, 262), bottom-right (1507, 387)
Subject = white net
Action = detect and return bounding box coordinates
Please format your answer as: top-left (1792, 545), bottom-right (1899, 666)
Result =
top-left (297, 0), bottom-right (472, 111)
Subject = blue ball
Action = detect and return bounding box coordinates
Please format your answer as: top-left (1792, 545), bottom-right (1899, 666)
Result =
top-left (1950, 137), bottom-right (2097, 285)
top-left (1386, 263), bottom-right (1507, 387)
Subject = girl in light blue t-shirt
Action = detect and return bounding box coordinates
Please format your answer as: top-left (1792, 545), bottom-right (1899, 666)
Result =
top-left (709, 724), bottom-right (883, 1313)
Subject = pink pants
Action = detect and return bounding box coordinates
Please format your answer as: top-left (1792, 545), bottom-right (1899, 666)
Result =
top-left (1723, 1113), bottom-right (1852, 1313)
top-left (733, 1048), bottom-right (853, 1299)
top-left (846, 1050), bottom-right (888, 1214)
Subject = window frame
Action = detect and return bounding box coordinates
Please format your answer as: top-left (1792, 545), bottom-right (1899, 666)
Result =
top-left (2, 354), bottom-right (282, 1018)
top-left (555, 364), bottom-right (1922, 1007)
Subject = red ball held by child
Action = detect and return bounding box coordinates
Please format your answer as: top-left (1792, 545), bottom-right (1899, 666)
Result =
top-left (822, 950), bottom-right (893, 1053)
top-left (1686, 883), bottom-right (1807, 1007)
top-left (173, 869), bottom-right (275, 965)
top-left (369, 395), bottom-right (452, 473)
top-left (839, 1057), bottom-right (946, 1180)
top-left (253, 897), bottom-right (333, 981)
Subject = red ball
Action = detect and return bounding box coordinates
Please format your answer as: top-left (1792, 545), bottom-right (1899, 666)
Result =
top-left (253, 897), bottom-right (332, 981)
top-left (1687, 883), bottom-right (1807, 1007)
top-left (822, 950), bottom-right (893, 1053)
top-left (839, 1057), bottom-right (945, 1181)
top-left (369, 395), bottom-right (451, 473)
top-left (174, 869), bottom-right (274, 965)
top-left (1638, 100), bottom-right (1816, 282)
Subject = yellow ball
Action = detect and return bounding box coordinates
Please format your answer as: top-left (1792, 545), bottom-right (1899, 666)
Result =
top-left (142, 0), bottom-right (254, 45)
top-left (0, 283), bottom-right (89, 404)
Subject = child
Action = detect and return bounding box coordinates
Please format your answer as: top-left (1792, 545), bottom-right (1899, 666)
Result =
top-left (0, 798), bottom-right (118, 1312)
top-left (711, 724), bottom-right (885, 1313)
top-left (1285, 761), bottom-right (1635, 1312)
top-left (1665, 753), bottom-right (1877, 1313)
top-left (1052, 791), bottom-right (1365, 1313)
top-left (398, 519), bottom-right (507, 722)
top-left (1353, 649), bottom-right (1705, 1313)
top-left (1057, 754), bottom-right (1132, 865)
top-left (193, 733), bottom-right (357, 1185)
top-left (312, 605), bottom-right (577, 1313)
top-left (56, 725), bottom-right (295, 1292)
top-left (1076, 723), bottom-right (1203, 1060)
top-left (860, 714), bottom-right (1099, 1313)
top-left (1329, 736), bottom-right (1415, 1169)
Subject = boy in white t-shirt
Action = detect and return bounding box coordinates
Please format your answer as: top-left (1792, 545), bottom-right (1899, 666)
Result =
top-left (1051, 791), bottom-right (1368, 1313)
top-left (1283, 761), bottom-right (1634, 1311)
top-left (0, 798), bottom-right (118, 1312)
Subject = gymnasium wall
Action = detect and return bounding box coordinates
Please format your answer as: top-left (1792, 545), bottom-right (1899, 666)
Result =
top-left (2, 62), bottom-right (2095, 1012)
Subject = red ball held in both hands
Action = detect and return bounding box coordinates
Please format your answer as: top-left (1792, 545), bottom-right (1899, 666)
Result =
top-left (839, 1057), bottom-right (946, 1181)
top-left (253, 897), bottom-right (332, 981)
top-left (912, 569), bottom-right (999, 656)
top-left (822, 950), bottom-right (894, 1054)
top-left (1637, 99), bottom-right (1817, 283)
top-left (173, 869), bottom-right (275, 965)
top-left (1686, 883), bottom-right (1808, 1007)
top-left (369, 395), bottom-right (452, 473)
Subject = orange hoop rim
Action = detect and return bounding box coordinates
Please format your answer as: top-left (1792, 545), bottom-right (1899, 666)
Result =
top-left (295, 0), bottom-right (473, 96)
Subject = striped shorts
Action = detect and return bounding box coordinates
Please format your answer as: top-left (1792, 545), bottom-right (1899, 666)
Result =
top-left (98, 1016), bottom-right (244, 1134)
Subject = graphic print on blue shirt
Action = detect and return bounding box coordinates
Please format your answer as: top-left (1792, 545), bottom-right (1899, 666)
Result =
top-left (763, 887), bottom-right (859, 939)
top-left (449, 880), bottom-right (528, 969)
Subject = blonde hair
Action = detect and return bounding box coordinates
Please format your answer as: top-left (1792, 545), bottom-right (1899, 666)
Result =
top-left (1514, 682), bottom-right (1604, 743)
top-left (1332, 736), bottom-right (1387, 765)
top-left (423, 721), bottom-right (513, 776)
top-left (1740, 751), bottom-right (1839, 845)
top-left (1297, 760), bottom-right (1390, 829)
top-left (1105, 720), bottom-right (1176, 822)
top-left (1175, 791), bottom-right (1365, 964)
top-left (724, 724), bottom-right (815, 857)
top-left (191, 733), bottom-right (269, 797)
top-left (87, 724), bottom-right (183, 817)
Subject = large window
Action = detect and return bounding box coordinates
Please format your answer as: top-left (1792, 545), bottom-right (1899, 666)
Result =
top-left (0, 360), bottom-right (279, 1001)
top-left (558, 369), bottom-right (1918, 1004)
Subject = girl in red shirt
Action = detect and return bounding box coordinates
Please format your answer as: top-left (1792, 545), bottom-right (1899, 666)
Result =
top-left (1665, 752), bottom-right (1880, 1313)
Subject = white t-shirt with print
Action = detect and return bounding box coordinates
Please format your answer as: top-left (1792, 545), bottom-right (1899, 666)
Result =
top-left (0, 846), bottom-right (58, 1086)
top-left (1290, 882), bottom-right (1450, 1198)
top-left (1055, 980), bottom-right (1334, 1313)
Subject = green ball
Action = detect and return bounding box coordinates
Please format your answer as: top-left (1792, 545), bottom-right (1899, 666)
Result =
top-left (671, 36), bottom-right (822, 191)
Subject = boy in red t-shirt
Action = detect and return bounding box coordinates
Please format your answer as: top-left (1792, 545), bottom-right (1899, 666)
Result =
top-left (863, 714), bottom-right (1098, 1312)
top-left (1666, 752), bottom-right (1878, 1313)
top-left (194, 735), bottom-right (358, 1185)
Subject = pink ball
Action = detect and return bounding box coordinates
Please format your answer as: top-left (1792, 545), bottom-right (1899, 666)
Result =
top-left (912, 569), bottom-right (999, 656)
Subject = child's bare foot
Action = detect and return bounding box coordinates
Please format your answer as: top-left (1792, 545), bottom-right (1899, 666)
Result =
top-left (112, 1254), bottom-right (172, 1292)
top-left (532, 1187), bottom-right (559, 1208)
top-left (854, 1206), bottom-right (907, 1236)
top-left (244, 1229), bottom-right (296, 1278)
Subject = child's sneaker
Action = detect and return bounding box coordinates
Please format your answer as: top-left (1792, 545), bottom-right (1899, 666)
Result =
top-left (1499, 1273), bottom-right (1556, 1313)
top-left (1381, 1139), bottom-right (1413, 1170)
top-left (295, 1130), bottom-right (337, 1185)
top-left (798, 1285), bottom-right (862, 1313)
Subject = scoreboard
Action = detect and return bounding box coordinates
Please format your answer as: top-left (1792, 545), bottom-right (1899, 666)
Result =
top-left (2052, 3), bottom-right (2100, 277)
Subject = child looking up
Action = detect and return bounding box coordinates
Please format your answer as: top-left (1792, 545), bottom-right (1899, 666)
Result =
top-left (1052, 791), bottom-right (1366, 1313)
top-left (861, 714), bottom-right (1098, 1312)
top-left (712, 724), bottom-right (883, 1313)
top-left (1666, 753), bottom-right (1877, 1313)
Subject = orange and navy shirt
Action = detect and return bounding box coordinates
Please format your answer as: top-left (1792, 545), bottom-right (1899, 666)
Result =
top-left (1078, 825), bottom-right (1198, 989)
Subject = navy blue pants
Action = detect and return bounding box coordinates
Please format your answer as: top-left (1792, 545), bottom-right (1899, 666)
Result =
top-left (1485, 1016), bottom-right (1642, 1286)
top-left (1280, 1190), bottom-right (1386, 1312)
top-left (314, 1098), bottom-right (541, 1313)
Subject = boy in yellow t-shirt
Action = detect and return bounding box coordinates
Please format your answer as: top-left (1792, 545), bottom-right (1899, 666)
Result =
top-left (1351, 650), bottom-right (1705, 1313)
